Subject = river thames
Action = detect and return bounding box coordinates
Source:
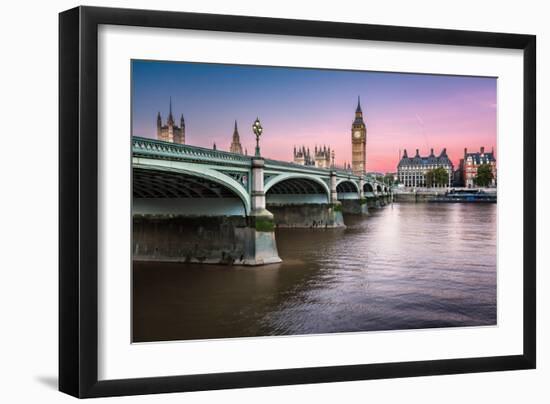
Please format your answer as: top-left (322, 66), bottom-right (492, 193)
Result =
top-left (133, 203), bottom-right (497, 342)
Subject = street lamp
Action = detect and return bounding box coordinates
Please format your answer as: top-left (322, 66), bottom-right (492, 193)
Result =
top-left (252, 117), bottom-right (263, 157)
top-left (331, 150), bottom-right (335, 168)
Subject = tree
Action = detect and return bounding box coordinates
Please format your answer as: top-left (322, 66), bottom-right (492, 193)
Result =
top-left (384, 173), bottom-right (395, 185)
top-left (425, 167), bottom-right (449, 187)
top-left (474, 164), bottom-right (494, 187)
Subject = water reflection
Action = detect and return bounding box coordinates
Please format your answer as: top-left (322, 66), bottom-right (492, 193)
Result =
top-left (133, 203), bottom-right (496, 342)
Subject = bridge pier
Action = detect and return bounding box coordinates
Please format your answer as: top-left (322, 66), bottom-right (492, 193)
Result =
top-left (329, 171), bottom-right (346, 225)
top-left (337, 177), bottom-right (368, 215)
top-left (245, 158), bottom-right (282, 265)
top-left (132, 214), bottom-right (281, 266)
top-left (365, 196), bottom-right (380, 209)
top-left (339, 198), bottom-right (369, 215)
top-left (267, 203), bottom-right (345, 228)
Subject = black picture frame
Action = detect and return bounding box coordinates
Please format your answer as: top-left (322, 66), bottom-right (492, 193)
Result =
top-left (59, 6), bottom-right (536, 398)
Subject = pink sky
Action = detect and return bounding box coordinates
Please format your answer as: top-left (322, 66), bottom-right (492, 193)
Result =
top-left (132, 61), bottom-right (497, 173)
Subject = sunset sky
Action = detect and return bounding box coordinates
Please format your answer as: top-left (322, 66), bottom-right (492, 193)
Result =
top-left (131, 60), bottom-right (497, 173)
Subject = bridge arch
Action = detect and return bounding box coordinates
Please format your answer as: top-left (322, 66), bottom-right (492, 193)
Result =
top-left (364, 183), bottom-right (374, 193)
top-left (336, 179), bottom-right (360, 200)
top-left (132, 163), bottom-right (251, 215)
top-left (336, 179), bottom-right (360, 193)
top-left (265, 173), bottom-right (331, 204)
top-left (376, 184), bottom-right (383, 193)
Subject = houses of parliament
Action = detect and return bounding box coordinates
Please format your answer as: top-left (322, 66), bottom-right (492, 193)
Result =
top-left (156, 98), bottom-right (186, 144)
top-left (292, 97), bottom-right (367, 175)
top-left (155, 97), bottom-right (367, 175)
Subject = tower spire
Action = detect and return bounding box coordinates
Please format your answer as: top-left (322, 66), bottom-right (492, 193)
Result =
top-left (167, 96), bottom-right (174, 124)
top-left (230, 119), bottom-right (243, 154)
top-left (351, 95), bottom-right (367, 175)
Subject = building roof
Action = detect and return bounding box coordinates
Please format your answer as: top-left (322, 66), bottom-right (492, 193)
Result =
top-left (465, 151), bottom-right (496, 165)
top-left (398, 148), bottom-right (453, 168)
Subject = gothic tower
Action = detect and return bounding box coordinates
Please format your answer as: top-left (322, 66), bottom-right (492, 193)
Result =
top-left (166, 97), bottom-right (175, 142)
top-left (230, 120), bottom-right (243, 154)
top-left (177, 114), bottom-right (186, 144)
top-left (156, 111), bottom-right (162, 136)
top-left (351, 96), bottom-right (367, 175)
top-left (156, 97), bottom-right (185, 144)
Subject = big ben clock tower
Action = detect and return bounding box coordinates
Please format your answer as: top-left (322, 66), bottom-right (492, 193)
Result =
top-left (351, 96), bottom-right (367, 175)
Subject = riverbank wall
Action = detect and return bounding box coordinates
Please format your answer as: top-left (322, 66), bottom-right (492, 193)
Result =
top-left (393, 188), bottom-right (496, 203)
top-left (393, 191), bottom-right (443, 203)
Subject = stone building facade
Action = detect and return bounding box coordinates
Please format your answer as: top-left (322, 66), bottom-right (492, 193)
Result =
top-left (156, 98), bottom-right (185, 144)
top-left (293, 145), bottom-right (332, 168)
top-left (462, 146), bottom-right (497, 188)
top-left (397, 148), bottom-right (453, 187)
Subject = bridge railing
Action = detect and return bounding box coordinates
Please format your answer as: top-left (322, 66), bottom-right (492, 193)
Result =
top-left (132, 136), bottom-right (252, 166)
top-left (132, 137), bottom-right (387, 187)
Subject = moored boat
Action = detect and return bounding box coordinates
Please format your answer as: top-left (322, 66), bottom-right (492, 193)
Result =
top-left (429, 189), bottom-right (496, 203)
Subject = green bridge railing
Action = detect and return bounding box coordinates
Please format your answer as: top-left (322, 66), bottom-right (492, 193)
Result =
top-left (132, 136), bottom-right (383, 185)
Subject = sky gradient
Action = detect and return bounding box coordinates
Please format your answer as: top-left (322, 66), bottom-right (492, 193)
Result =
top-left (132, 60), bottom-right (497, 173)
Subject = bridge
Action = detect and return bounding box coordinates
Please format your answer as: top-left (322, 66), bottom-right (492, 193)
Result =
top-left (132, 137), bottom-right (392, 266)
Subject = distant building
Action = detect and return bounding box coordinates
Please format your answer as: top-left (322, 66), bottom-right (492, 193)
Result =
top-left (156, 98), bottom-right (185, 144)
top-left (293, 145), bottom-right (333, 168)
top-left (351, 97), bottom-right (367, 175)
top-left (397, 148), bottom-right (453, 187)
top-left (293, 146), bottom-right (313, 166)
top-left (367, 172), bottom-right (384, 178)
top-left (313, 145), bottom-right (332, 168)
top-left (462, 147), bottom-right (497, 188)
top-left (229, 120), bottom-right (243, 154)
top-left (452, 167), bottom-right (464, 187)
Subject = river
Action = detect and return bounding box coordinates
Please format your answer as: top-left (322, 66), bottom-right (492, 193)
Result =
top-left (133, 203), bottom-right (497, 342)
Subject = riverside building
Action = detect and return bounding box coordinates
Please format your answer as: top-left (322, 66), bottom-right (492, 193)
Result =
top-left (462, 147), bottom-right (497, 188)
top-left (397, 148), bottom-right (453, 187)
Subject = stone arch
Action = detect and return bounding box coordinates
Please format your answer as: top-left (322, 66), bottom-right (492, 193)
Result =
top-left (265, 173), bottom-right (330, 204)
top-left (363, 183), bottom-right (374, 193)
top-left (376, 184), bottom-right (383, 193)
top-left (133, 163), bottom-right (251, 215)
top-left (336, 179), bottom-right (360, 194)
top-left (336, 179), bottom-right (360, 200)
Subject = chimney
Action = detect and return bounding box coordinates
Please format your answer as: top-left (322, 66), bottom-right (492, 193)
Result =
top-left (480, 146), bottom-right (485, 154)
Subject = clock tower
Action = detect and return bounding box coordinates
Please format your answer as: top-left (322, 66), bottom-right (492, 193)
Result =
top-left (351, 96), bottom-right (367, 175)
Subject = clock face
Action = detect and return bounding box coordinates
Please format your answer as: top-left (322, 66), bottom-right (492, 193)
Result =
top-left (353, 130), bottom-right (362, 139)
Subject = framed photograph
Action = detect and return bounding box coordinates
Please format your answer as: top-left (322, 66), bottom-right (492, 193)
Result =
top-left (59, 6), bottom-right (536, 398)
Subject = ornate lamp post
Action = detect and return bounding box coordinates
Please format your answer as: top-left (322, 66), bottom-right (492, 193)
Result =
top-left (331, 150), bottom-right (335, 168)
top-left (252, 117), bottom-right (263, 157)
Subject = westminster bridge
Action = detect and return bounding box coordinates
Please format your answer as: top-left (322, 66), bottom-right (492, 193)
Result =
top-left (132, 137), bottom-right (392, 266)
